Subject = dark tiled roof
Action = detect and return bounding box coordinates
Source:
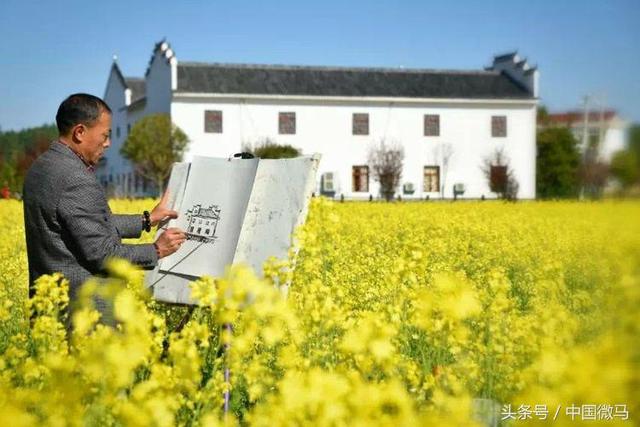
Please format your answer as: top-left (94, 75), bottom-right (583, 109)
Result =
top-left (493, 52), bottom-right (518, 62)
top-left (176, 63), bottom-right (534, 99)
top-left (125, 78), bottom-right (146, 103)
top-left (543, 111), bottom-right (617, 125)
top-left (126, 96), bottom-right (146, 111)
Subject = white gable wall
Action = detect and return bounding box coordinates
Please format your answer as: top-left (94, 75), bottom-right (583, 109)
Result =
top-left (102, 67), bottom-right (131, 190)
top-left (145, 49), bottom-right (173, 115)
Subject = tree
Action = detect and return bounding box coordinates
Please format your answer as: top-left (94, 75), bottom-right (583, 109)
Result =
top-left (0, 123), bottom-right (58, 193)
top-left (121, 114), bottom-right (189, 195)
top-left (610, 149), bottom-right (639, 190)
top-left (629, 124), bottom-right (640, 157)
top-left (537, 105), bottom-right (550, 126)
top-left (0, 153), bottom-right (18, 193)
top-left (0, 124), bottom-right (57, 158)
top-left (368, 138), bottom-right (404, 201)
top-left (243, 137), bottom-right (301, 159)
top-left (536, 127), bottom-right (581, 198)
top-left (609, 124), bottom-right (640, 192)
top-left (432, 142), bottom-right (454, 198)
top-left (481, 148), bottom-right (519, 201)
top-left (578, 143), bottom-right (608, 200)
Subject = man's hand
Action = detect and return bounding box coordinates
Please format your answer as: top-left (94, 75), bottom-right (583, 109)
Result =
top-left (150, 189), bottom-right (178, 227)
top-left (154, 227), bottom-right (187, 258)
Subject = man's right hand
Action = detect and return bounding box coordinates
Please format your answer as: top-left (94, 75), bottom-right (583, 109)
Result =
top-left (154, 227), bottom-right (187, 258)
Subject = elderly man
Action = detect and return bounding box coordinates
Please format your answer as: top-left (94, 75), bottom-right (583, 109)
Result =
top-left (23, 93), bottom-right (186, 323)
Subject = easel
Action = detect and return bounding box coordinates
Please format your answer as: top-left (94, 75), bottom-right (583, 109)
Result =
top-left (153, 153), bottom-right (256, 415)
top-left (148, 151), bottom-right (319, 417)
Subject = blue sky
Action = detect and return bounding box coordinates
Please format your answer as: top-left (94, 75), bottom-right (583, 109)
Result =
top-left (0, 0), bottom-right (638, 131)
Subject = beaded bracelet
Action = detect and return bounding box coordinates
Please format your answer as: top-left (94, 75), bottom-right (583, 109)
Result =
top-left (143, 210), bottom-right (151, 232)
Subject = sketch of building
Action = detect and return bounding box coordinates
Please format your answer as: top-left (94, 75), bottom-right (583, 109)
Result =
top-left (185, 204), bottom-right (221, 243)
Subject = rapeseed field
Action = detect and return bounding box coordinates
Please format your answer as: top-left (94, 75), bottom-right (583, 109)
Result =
top-left (0, 198), bottom-right (637, 426)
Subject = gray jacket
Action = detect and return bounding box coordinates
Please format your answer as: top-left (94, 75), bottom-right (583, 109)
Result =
top-left (23, 141), bottom-right (157, 317)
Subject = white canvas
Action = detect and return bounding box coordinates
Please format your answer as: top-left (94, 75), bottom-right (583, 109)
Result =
top-left (145, 162), bottom-right (190, 290)
top-left (148, 154), bottom-right (320, 305)
top-left (157, 156), bottom-right (258, 277)
top-left (233, 155), bottom-right (320, 275)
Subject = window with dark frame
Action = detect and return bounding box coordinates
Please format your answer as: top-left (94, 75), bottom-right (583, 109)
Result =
top-left (352, 113), bottom-right (369, 135)
top-left (491, 115), bottom-right (507, 137)
top-left (352, 165), bottom-right (369, 192)
top-left (490, 165), bottom-right (508, 192)
top-left (204, 110), bottom-right (223, 133)
top-left (423, 166), bottom-right (440, 192)
top-left (279, 112), bottom-right (296, 134)
top-left (424, 114), bottom-right (440, 136)
top-left (116, 127), bottom-right (120, 138)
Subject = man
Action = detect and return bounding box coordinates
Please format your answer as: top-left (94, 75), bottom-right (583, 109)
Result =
top-left (23, 93), bottom-right (186, 324)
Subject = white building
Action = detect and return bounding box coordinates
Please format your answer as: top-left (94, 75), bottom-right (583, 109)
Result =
top-left (101, 40), bottom-right (539, 199)
top-left (541, 111), bottom-right (629, 162)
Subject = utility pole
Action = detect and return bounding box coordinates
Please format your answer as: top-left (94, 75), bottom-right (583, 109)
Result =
top-left (580, 95), bottom-right (590, 200)
top-left (597, 93), bottom-right (607, 161)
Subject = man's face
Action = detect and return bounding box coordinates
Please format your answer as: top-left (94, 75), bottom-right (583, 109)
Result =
top-left (74, 110), bottom-right (111, 165)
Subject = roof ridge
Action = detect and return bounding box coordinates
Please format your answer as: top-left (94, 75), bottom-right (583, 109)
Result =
top-left (177, 61), bottom-right (498, 76)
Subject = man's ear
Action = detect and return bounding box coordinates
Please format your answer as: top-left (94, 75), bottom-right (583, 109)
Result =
top-left (71, 124), bottom-right (86, 143)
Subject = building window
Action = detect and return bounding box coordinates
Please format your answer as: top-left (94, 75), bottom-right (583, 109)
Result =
top-left (352, 113), bottom-right (369, 135)
top-left (352, 165), bottom-right (369, 192)
top-left (490, 165), bottom-right (508, 191)
top-left (491, 116), bottom-right (507, 137)
top-left (127, 124), bottom-right (131, 134)
top-left (424, 114), bottom-right (440, 136)
top-left (279, 112), bottom-right (296, 134)
top-left (116, 126), bottom-right (121, 138)
top-left (423, 166), bottom-right (440, 192)
top-left (587, 127), bottom-right (600, 149)
top-left (205, 110), bottom-right (223, 133)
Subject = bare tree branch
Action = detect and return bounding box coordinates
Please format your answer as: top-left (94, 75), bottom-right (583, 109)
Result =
top-left (368, 138), bottom-right (404, 201)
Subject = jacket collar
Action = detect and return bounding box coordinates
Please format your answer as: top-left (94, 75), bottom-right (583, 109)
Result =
top-left (51, 140), bottom-right (95, 172)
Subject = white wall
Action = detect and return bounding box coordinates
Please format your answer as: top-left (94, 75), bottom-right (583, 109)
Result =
top-left (601, 126), bottom-right (628, 161)
top-left (171, 96), bottom-right (537, 199)
top-left (101, 67), bottom-right (128, 189)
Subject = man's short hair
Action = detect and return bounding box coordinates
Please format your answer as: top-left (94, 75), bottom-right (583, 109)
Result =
top-left (56, 93), bottom-right (112, 135)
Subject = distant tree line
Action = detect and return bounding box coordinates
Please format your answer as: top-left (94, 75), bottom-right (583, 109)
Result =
top-left (0, 124), bottom-right (58, 195)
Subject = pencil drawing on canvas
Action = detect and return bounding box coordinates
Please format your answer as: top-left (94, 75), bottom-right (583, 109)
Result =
top-left (185, 204), bottom-right (221, 244)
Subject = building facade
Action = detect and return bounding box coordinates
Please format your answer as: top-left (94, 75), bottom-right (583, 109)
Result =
top-left (101, 41), bottom-right (539, 199)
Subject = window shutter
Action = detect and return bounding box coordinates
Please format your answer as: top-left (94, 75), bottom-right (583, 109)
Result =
top-left (491, 116), bottom-right (507, 137)
top-left (205, 110), bottom-right (223, 133)
top-left (279, 112), bottom-right (296, 134)
top-left (424, 115), bottom-right (440, 136)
